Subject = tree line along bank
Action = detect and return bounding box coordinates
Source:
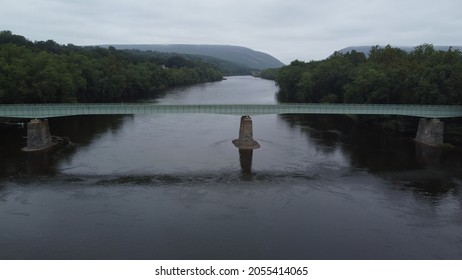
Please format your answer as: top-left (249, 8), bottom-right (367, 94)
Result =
top-left (0, 31), bottom-right (223, 103)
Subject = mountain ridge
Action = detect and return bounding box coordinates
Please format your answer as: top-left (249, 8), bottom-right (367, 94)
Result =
top-left (338, 45), bottom-right (462, 56)
top-left (101, 44), bottom-right (285, 70)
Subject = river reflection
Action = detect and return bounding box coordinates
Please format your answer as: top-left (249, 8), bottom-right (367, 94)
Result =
top-left (0, 115), bottom-right (128, 177)
top-left (278, 114), bottom-right (462, 196)
top-left (238, 149), bottom-right (253, 175)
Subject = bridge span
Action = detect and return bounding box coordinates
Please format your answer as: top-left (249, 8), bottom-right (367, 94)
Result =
top-left (1, 103), bottom-right (462, 119)
top-left (1, 103), bottom-right (461, 151)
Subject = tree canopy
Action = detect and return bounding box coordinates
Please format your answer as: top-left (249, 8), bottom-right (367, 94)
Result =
top-left (275, 45), bottom-right (462, 105)
top-left (0, 31), bottom-right (223, 103)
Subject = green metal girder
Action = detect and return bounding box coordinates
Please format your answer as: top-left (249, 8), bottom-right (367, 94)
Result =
top-left (1, 103), bottom-right (461, 119)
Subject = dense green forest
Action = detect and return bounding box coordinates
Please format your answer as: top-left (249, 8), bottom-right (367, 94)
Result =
top-left (276, 45), bottom-right (462, 105)
top-left (106, 44), bottom-right (285, 70)
top-left (122, 49), bottom-right (252, 76)
top-left (254, 67), bottom-right (280, 80)
top-left (274, 45), bottom-right (462, 144)
top-left (0, 31), bottom-right (223, 103)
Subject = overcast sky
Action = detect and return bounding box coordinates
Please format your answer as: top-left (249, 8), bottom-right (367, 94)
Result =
top-left (1, 0), bottom-right (461, 63)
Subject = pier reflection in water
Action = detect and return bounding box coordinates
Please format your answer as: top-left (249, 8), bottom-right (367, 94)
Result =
top-left (238, 149), bottom-right (253, 174)
top-left (415, 142), bottom-right (442, 167)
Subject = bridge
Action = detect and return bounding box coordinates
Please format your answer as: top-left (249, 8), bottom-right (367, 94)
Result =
top-left (1, 103), bottom-right (461, 119)
top-left (1, 103), bottom-right (461, 151)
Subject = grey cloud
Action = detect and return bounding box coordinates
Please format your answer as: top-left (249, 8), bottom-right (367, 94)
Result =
top-left (1, 0), bottom-right (461, 63)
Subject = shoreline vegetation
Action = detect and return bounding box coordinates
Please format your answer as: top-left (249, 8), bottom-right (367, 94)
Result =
top-left (259, 45), bottom-right (462, 145)
top-left (275, 45), bottom-right (462, 105)
top-left (0, 31), bottom-right (223, 103)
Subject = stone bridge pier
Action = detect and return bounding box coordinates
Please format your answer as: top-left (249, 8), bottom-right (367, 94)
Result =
top-left (232, 116), bottom-right (260, 150)
top-left (22, 119), bottom-right (54, 152)
top-left (415, 118), bottom-right (444, 146)
top-left (232, 116), bottom-right (260, 174)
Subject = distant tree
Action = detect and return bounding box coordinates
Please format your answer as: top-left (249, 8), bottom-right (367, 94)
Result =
top-left (165, 55), bottom-right (194, 68)
top-left (276, 60), bottom-right (309, 102)
top-left (257, 68), bottom-right (280, 80)
top-left (0, 30), bottom-right (32, 46)
top-left (344, 63), bottom-right (388, 103)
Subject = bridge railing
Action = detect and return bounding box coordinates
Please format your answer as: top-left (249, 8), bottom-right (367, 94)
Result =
top-left (0, 103), bottom-right (461, 119)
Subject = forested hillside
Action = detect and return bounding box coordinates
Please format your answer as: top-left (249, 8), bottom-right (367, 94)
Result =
top-left (0, 31), bottom-right (223, 103)
top-left (121, 49), bottom-right (252, 76)
top-left (105, 44), bottom-right (285, 70)
top-left (276, 45), bottom-right (462, 105)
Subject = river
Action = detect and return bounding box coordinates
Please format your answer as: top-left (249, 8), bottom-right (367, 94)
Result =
top-left (1, 76), bottom-right (461, 259)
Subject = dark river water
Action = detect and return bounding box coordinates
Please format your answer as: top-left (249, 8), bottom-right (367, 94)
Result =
top-left (1, 76), bottom-right (461, 260)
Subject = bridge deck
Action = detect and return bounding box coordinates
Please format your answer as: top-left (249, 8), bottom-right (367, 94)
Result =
top-left (1, 103), bottom-right (461, 119)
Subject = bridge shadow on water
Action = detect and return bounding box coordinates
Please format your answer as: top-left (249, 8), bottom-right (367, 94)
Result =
top-left (278, 114), bottom-right (462, 197)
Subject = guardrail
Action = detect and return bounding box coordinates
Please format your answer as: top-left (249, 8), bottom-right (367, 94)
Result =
top-left (1, 103), bottom-right (461, 118)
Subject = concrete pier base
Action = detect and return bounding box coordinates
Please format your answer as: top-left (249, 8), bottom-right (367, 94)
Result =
top-left (232, 116), bottom-right (260, 150)
top-left (415, 118), bottom-right (444, 146)
top-left (22, 119), bottom-right (55, 152)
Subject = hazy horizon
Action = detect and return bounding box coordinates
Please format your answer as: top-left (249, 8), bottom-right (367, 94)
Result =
top-left (2, 0), bottom-right (461, 64)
